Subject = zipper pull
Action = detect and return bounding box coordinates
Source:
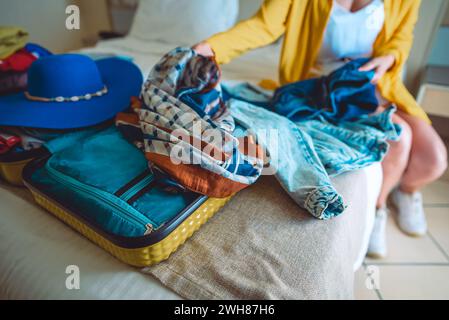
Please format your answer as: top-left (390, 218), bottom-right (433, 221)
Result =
top-left (144, 223), bottom-right (153, 235)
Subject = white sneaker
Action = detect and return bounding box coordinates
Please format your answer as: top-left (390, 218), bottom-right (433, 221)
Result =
top-left (391, 189), bottom-right (427, 237)
top-left (367, 207), bottom-right (388, 259)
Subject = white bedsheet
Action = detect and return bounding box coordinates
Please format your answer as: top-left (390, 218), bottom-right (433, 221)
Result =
top-left (0, 38), bottom-right (380, 299)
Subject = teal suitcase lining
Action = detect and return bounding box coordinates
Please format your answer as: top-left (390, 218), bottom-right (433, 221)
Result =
top-left (21, 126), bottom-right (232, 266)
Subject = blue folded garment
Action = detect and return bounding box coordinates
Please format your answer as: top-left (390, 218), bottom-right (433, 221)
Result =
top-left (271, 58), bottom-right (379, 122)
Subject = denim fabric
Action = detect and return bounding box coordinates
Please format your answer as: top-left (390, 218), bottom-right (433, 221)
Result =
top-left (271, 58), bottom-right (378, 122)
top-left (229, 99), bottom-right (401, 220)
top-left (180, 89), bottom-right (221, 119)
top-left (223, 82), bottom-right (272, 109)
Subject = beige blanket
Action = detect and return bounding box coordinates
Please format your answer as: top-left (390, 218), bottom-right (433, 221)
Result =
top-left (145, 167), bottom-right (378, 299)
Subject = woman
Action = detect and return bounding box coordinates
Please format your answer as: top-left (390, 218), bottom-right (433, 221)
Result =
top-left (194, 0), bottom-right (448, 258)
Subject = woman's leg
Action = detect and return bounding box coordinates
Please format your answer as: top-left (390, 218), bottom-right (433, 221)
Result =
top-left (390, 111), bottom-right (447, 236)
top-left (377, 111), bottom-right (447, 207)
top-left (368, 112), bottom-right (413, 258)
top-left (369, 110), bottom-right (447, 256)
top-left (396, 110), bottom-right (448, 192)
top-left (377, 113), bottom-right (413, 208)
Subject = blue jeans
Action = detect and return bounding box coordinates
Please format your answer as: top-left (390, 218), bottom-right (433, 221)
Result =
top-left (225, 59), bottom-right (379, 122)
top-left (272, 58), bottom-right (379, 121)
top-left (230, 99), bottom-right (401, 220)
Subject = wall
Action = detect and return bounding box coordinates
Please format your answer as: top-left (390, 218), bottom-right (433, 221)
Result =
top-left (427, 1), bottom-right (449, 67)
top-left (407, 0), bottom-right (448, 92)
top-left (238, 0), bottom-right (263, 21)
top-left (105, 0), bottom-right (265, 34)
top-left (76, 0), bottom-right (112, 45)
top-left (428, 27), bottom-right (449, 67)
top-left (443, 4), bottom-right (449, 26)
top-left (0, 0), bottom-right (111, 53)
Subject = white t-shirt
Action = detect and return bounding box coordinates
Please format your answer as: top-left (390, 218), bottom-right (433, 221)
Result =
top-left (311, 0), bottom-right (385, 77)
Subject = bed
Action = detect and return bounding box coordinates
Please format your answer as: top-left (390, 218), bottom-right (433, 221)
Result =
top-left (0, 33), bottom-right (382, 299)
top-left (1, 0), bottom-right (385, 299)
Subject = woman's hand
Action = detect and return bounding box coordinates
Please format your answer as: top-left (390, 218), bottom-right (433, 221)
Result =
top-left (359, 54), bottom-right (396, 84)
top-left (192, 42), bottom-right (214, 57)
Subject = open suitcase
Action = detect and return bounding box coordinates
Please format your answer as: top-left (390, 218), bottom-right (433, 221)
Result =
top-left (22, 127), bottom-right (231, 267)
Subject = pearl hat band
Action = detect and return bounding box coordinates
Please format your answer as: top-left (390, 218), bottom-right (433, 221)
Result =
top-left (24, 86), bottom-right (108, 102)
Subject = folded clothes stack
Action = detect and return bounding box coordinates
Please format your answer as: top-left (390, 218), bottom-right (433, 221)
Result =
top-left (0, 27), bottom-right (52, 95)
top-left (0, 27), bottom-right (53, 164)
top-left (117, 47), bottom-right (265, 198)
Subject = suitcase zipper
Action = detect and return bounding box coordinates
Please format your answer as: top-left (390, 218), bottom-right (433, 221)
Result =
top-left (119, 174), bottom-right (155, 203)
top-left (45, 163), bottom-right (155, 235)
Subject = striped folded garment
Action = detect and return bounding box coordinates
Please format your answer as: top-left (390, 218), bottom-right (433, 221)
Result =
top-left (116, 47), bottom-right (265, 198)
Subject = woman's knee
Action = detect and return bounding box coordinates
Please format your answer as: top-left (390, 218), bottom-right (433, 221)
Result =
top-left (404, 119), bottom-right (448, 181)
top-left (416, 138), bottom-right (448, 180)
top-left (433, 141), bottom-right (448, 177)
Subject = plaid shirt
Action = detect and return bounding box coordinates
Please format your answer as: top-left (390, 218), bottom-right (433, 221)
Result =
top-left (139, 85), bottom-right (263, 186)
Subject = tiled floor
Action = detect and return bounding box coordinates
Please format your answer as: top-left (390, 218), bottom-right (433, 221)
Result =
top-left (355, 178), bottom-right (449, 300)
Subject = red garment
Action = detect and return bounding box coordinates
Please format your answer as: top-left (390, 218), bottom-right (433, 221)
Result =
top-left (0, 71), bottom-right (27, 95)
top-left (0, 49), bottom-right (37, 72)
top-left (0, 133), bottom-right (21, 154)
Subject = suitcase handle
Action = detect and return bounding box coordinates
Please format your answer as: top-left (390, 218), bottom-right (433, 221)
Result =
top-left (151, 165), bottom-right (186, 192)
top-left (114, 165), bottom-right (188, 205)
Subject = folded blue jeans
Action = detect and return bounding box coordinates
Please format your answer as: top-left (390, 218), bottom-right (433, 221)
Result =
top-left (230, 99), bottom-right (401, 220)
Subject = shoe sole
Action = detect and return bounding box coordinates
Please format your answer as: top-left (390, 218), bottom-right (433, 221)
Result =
top-left (366, 252), bottom-right (386, 259)
top-left (400, 230), bottom-right (427, 238)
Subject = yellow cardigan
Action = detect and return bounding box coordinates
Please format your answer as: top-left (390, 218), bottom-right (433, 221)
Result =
top-left (207, 0), bottom-right (430, 123)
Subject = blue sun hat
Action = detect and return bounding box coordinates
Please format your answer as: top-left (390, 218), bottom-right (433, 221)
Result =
top-left (0, 53), bottom-right (143, 129)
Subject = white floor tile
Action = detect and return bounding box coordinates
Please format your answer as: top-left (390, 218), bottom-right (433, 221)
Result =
top-left (427, 207), bottom-right (449, 260)
top-left (369, 266), bottom-right (449, 300)
top-left (421, 180), bottom-right (449, 205)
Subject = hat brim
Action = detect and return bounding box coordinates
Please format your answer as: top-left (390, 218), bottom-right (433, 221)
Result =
top-left (0, 58), bottom-right (143, 129)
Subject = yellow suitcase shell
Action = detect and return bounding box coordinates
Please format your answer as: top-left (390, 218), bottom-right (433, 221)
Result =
top-left (0, 148), bottom-right (48, 186)
top-left (22, 158), bottom-right (232, 267)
